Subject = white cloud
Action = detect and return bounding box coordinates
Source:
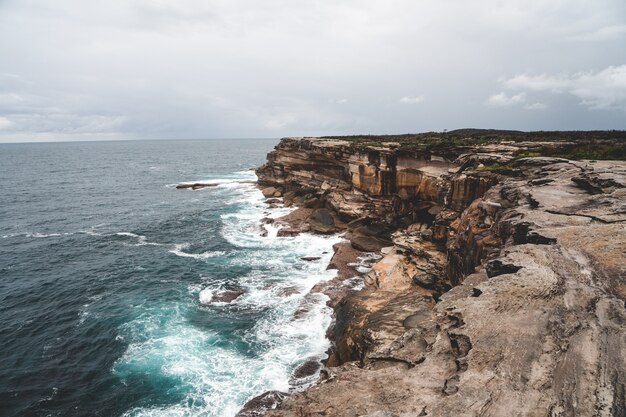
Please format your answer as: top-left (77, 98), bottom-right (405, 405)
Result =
top-left (503, 65), bottom-right (626, 110)
top-left (0, 116), bottom-right (12, 129)
top-left (486, 92), bottom-right (526, 107)
top-left (399, 96), bottom-right (424, 104)
top-left (524, 102), bottom-right (549, 110)
top-left (329, 98), bottom-right (349, 104)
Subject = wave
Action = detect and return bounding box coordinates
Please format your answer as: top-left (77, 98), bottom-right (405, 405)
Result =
top-left (114, 171), bottom-right (343, 417)
top-left (2, 232), bottom-right (73, 239)
top-left (115, 232), bottom-right (163, 247)
top-left (198, 288), bottom-right (214, 305)
top-left (169, 243), bottom-right (226, 260)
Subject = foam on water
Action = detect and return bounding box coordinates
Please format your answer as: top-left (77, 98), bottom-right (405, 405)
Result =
top-left (114, 174), bottom-right (342, 417)
top-left (198, 288), bottom-right (214, 305)
top-left (169, 243), bottom-right (226, 260)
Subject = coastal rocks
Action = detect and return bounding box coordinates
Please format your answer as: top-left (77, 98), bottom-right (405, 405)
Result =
top-left (175, 182), bottom-right (218, 190)
top-left (307, 208), bottom-right (336, 233)
top-left (255, 135), bottom-right (626, 417)
top-left (261, 186), bottom-right (282, 198)
top-left (236, 391), bottom-right (287, 417)
top-left (289, 359), bottom-right (323, 388)
top-left (274, 208), bottom-right (313, 236)
top-left (176, 179), bottom-right (256, 190)
top-left (199, 288), bottom-right (244, 305)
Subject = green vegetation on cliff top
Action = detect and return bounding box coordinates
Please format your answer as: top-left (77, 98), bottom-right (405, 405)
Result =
top-left (320, 129), bottom-right (626, 160)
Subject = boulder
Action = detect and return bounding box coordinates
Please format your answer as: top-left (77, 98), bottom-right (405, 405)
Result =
top-left (307, 209), bottom-right (336, 234)
top-left (262, 187), bottom-right (281, 198)
top-left (213, 289), bottom-right (245, 303)
top-left (349, 233), bottom-right (393, 252)
top-left (347, 220), bottom-right (393, 252)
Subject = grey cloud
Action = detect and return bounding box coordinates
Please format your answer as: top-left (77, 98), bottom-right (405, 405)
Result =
top-left (503, 65), bottom-right (626, 110)
top-left (0, 0), bottom-right (625, 142)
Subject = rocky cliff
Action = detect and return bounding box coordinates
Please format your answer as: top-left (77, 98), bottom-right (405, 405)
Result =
top-left (252, 131), bottom-right (626, 417)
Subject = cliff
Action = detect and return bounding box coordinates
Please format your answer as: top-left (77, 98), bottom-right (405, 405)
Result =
top-left (251, 131), bottom-right (626, 417)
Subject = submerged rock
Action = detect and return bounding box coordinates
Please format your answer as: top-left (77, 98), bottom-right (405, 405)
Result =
top-left (199, 288), bottom-right (244, 305)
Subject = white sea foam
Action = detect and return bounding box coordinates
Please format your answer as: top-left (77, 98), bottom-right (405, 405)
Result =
top-left (115, 171), bottom-right (343, 417)
top-left (2, 232), bottom-right (70, 239)
top-left (115, 232), bottom-right (163, 246)
top-left (198, 288), bottom-right (213, 305)
top-left (169, 243), bottom-right (226, 260)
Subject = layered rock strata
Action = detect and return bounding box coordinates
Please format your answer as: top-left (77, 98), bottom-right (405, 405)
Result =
top-left (254, 135), bottom-right (626, 417)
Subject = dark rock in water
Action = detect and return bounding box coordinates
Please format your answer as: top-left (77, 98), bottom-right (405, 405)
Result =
top-left (213, 289), bottom-right (244, 303)
top-left (289, 359), bottom-right (323, 388)
top-left (292, 359), bottom-right (322, 379)
top-left (300, 256), bottom-right (321, 261)
top-left (236, 391), bottom-right (287, 417)
top-left (176, 182), bottom-right (218, 190)
top-left (307, 209), bottom-right (336, 233)
top-left (265, 198), bottom-right (281, 204)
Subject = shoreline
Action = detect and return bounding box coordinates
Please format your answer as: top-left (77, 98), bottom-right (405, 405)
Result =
top-left (236, 202), bottom-right (370, 417)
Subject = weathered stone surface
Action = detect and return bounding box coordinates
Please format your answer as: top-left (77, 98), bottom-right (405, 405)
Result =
top-left (253, 136), bottom-right (626, 417)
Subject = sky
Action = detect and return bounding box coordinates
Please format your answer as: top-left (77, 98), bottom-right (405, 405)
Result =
top-left (0, 0), bottom-right (625, 142)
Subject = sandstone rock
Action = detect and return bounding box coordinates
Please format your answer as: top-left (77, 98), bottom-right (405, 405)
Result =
top-left (307, 208), bottom-right (336, 233)
top-left (261, 187), bottom-right (281, 198)
top-left (255, 135), bottom-right (626, 417)
top-left (349, 233), bottom-right (392, 252)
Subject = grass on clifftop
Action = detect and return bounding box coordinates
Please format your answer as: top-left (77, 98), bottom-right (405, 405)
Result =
top-left (320, 129), bottom-right (626, 160)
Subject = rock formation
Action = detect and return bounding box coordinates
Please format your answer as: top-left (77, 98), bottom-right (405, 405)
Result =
top-left (253, 131), bottom-right (626, 417)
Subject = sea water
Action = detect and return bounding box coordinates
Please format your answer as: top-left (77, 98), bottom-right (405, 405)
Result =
top-left (0, 139), bottom-right (341, 417)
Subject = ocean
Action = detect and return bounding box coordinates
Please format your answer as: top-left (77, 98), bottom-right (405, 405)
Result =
top-left (0, 139), bottom-right (342, 417)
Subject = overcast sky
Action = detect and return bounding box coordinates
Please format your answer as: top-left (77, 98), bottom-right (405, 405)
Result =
top-left (0, 0), bottom-right (625, 142)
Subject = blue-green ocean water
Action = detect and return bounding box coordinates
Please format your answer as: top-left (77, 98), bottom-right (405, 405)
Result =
top-left (0, 139), bottom-right (341, 417)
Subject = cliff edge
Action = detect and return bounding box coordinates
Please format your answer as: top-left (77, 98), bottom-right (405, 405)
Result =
top-left (253, 131), bottom-right (626, 417)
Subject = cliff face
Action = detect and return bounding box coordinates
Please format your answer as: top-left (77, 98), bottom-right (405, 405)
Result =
top-left (254, 135), bottom-right (626, 417)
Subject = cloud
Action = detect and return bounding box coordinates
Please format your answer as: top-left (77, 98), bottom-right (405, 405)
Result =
top-left (503, 65), bottom-right (626, 110)
top-left (568, 24), bottom-right (626, 41)
top-left (0, 0), bottom-right (625, 141)
top-left (0, 116), bottom-right (12, 129)
top-left (486, 92), bottom-right (526, 106)
top-left (524, 102), bottom-right (549, 110)
top-left (399, 96), bottom-right (424, 104)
